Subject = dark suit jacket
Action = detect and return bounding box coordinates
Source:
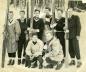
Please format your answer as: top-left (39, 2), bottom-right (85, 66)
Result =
top-left (68, 15), bottom-right (81, 39)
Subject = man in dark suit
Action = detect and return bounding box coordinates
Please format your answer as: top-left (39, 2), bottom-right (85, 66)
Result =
top-left (67, 8), bottom-right (82, 68)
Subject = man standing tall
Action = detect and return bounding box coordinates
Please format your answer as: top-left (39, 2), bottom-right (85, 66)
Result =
top-left (28, 9), bottom-right (45, 40)
top-left (6, 11), bottom-right (21, 65)
top-left (50, 9), bottom-right (65, 61)
top-left (17, 10), bottom-right (29, 65)
top-left (67, 8), bottom-right (82, 68)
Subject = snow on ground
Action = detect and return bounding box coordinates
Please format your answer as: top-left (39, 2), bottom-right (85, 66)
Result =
top-left (0, 0), bottom-right (86, 72)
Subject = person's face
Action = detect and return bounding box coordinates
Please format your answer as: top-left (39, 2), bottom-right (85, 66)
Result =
top-left (68, 9), bottom-right (73, 18)
top-left (20, 12), bottom-right (25, 18)
top-left (34, 11), bottom-right (40, 18)
top-left (44, 9), bottom-right (50, 14)
top-left (45, 32), bottom-right (53, 41)
top-left (32, 35), bottom-right (38, 42)
top-left (8, 12), bottom-right (13, 20)
top-left (56, 10), bottom-right (62, 19)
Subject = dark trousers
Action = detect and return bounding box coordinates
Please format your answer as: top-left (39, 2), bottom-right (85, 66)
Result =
top-left (46, 57), bottom-right (58, 66)
top-left (8, 52), bottom-right (16, 58)
top-left (69, 38), bottom-right (81, 60)
top-left (56, 32), bottom-right (65, 57)
top-left (25, 55), bottom-right (43, 67)
top-left (18, 38), bottom-right (28, 59)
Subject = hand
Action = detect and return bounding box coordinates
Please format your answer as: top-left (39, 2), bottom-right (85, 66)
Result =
top-left (33, 29), bottom-right (39, 33)
top-left (3, 32), bottom-right (6, 39)
top-left (76, 36), bottom-right (80, 40)
top-left (45, 18), bottom-right (50, 22)
top-left (63, 27), bottom-right (67, 31)
top-left (35, 29), bottom-right (39, 32)
top-left (26, 34), bottom-right (29, 40)
top-left (43, 44), bottom-right (48, 50)
top-left (30, 55), bottom-right (34, 60)
top-left (16, 35), bottom-right (19, 41)
top-left (33, 53), bottom-right (39, 57)
top-left (29, 28), bottom-right (34, 33)
top-left (65, 30), bottom-right (69, 33)
top-left (50, 23), bottom-right (57, 28)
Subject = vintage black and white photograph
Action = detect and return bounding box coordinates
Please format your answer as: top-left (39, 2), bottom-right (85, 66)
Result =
top-left (0, 0), bottom-right (86, 72)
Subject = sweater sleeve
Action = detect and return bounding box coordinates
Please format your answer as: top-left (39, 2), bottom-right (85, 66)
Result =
top-left (76, 16), bottom-right (81, 36)
top-left (26, 41), bottom-right (32, 56)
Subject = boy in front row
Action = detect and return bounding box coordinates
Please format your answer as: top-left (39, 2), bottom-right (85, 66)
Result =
top-left (25, 33), bottom-right (44, 69)
top-left (43, 31), bottom-right (63, 70)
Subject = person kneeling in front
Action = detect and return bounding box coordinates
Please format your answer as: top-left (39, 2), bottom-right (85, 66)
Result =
top-left (43, 31), bottom-right (64, 70)
top-left (25, 33), bottom-right (44, 69)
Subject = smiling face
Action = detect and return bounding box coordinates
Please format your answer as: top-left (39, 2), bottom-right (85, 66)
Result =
top-left (44, 9), bottom-right (50, 14)
top-left (34, 11), bottom-right (40, 18)
top-left (8, 12), bottom-right (13, 20)
top-left (19, 11), bottom-right (25, 18)
top-left (56, 10), bottom-right (63, 19)
top-left (32, 35), bottom-right (38, 42)
top-left (68, 8), bottom-right (73, 18)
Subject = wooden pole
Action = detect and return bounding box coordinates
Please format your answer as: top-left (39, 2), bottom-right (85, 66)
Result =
top-left (30, 0), bottom-right (34, 28)
top-left (51, 0), bottom-right (55, 24)
top-left (1, 0), bottom-right (10, 68)
top-left (51, 0), bottom-right (55, 35)
top-left (14, 0), bottom-right (17, 7)
top-left (26, 0), bottom-right (29, 19)
top-left (28, 0), bottom-right (34, 40)
top-left (64, 0), bottom-right (69, 67)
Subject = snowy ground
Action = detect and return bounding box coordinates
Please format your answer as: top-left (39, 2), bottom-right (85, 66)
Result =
top-left (0, 0), bottom-right (86, 72)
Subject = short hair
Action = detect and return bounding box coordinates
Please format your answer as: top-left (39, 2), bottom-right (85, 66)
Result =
top-left (34, 9), bottom-right (40, 13)
top-left (45, 7), bottom-right (51, 11)
top-left (20, 10), bottom-right (25, 14)
top-left (56, 9), bottom-right (63, 13)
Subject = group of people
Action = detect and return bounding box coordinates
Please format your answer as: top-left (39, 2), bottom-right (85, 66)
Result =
top-left (4, 7), bottom-right (82, 70)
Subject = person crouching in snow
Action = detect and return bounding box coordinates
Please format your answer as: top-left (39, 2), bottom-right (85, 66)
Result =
top-left (43, 31), bottom-right (63, 70)
top-left (25, 33), bottom-right (44, 69)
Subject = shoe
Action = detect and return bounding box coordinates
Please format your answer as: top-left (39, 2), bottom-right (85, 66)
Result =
top-left (44, 64), bottom-right (53, 69)
top-left (77, 61), bottom-right (82, 68)
top-left (25, 62), bottom-right (28, 67)
top-left (39, 64), bottom-right (43, 69)
top-left (7, 59), bottom-right (12, 65)
top-left (28, 65), bottom-right (31, 68)
top-left (18, 59), bottom-right (21, 65)
top-left (61, 59), bottom-right (65, 64)
top-left (31, 65), bottom-right (37, 68)
top-left (55, 63), bottom-right (63, 70)
top-left (69, 60), bottom-right (75, 65)
top-left (22, 59), bottom-right (25, 64)
top-left (25, 61), bottom-right (31, 68)
top-left (31, 61), bottom-right (37, 68)
top-left (11, 60), bottom-right (15, 65)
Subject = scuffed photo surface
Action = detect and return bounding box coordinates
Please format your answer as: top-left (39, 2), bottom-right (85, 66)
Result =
top-left (0, 0), bottom-right (86, 72)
